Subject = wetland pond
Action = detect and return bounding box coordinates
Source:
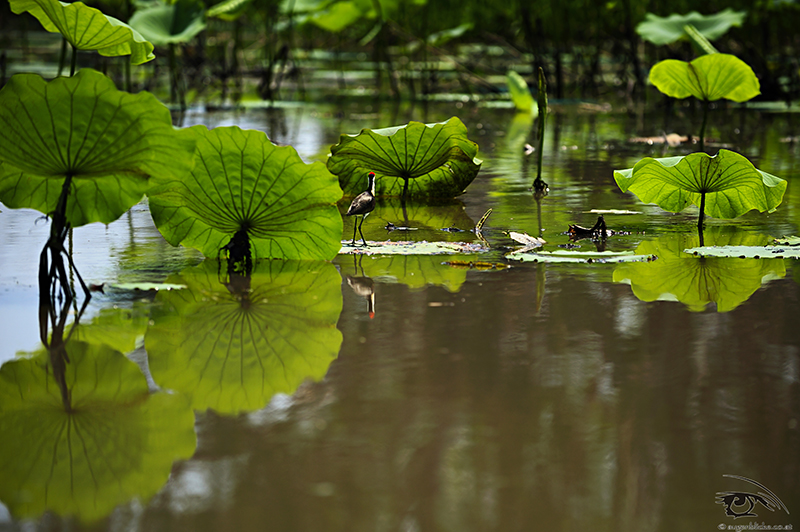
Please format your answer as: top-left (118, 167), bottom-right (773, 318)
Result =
top-left (0, 99), bottom-right (799, 531)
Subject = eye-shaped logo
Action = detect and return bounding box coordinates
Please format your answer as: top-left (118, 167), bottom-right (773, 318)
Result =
top-left (716, 475), bottom-right (790, 519)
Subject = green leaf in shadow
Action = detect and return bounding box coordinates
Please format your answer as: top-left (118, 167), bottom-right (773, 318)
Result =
top-left (613, 149), bottom-right (786, 219)
top-left (635, 9), bottom-right (746, 46)
top-left (649, 54), bottom-right (760, 102)
top-left (145, 260), bottom-right (343, 415)
top-left (206, 0), bottom-right (252, 20)
top-left (328, 117), bottom-right (482, 198)
top-left (9, 0), bottom-right (155, 64)
top-left (506, 70), bottom-right (535, 114)
top-left (0, 342), bottom-right (196, 522)
top-left (128, 0), bottom-right (206, 46)
top-left (148, 125), bottom-right (343, 260)
top-left (0, 69), bottom-right (196, 227)
top-left (613, 232), bottom-right (786, 312)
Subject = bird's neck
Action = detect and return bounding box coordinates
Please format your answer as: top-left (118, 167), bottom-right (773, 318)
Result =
top-left (368, 176), bottom-right (376, 195)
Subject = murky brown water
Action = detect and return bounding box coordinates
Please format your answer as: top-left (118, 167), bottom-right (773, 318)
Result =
top-left (0, 100), bottom-right (798, 531)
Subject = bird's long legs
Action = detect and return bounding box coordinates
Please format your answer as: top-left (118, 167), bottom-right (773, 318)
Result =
top-left (350, 213), bottom-right (370, 247)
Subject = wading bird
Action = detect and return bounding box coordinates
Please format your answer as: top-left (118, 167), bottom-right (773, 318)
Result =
top-left (346, 171), bottom-right (376, 246)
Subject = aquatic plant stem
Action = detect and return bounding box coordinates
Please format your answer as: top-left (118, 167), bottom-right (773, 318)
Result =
top-left (70, 43), bottom-right (77, 77)
top-left (58, 37), bottom-right (67, 77)
top-left (698, 192), bottom-right (706, 231)
top-left (699, 100), bottom-right (709, 152)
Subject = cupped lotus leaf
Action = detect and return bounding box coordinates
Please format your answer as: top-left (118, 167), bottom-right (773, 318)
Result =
top-left (148, 125), bottom-right (343, 260)
top-left (145, 260), bottom-right (343, 415)
top-left (613, 150), bottom-right (786, 219)
top-left (328, 117), bottom-right (482, 198)
top-left (128, 0), bottom-right (206, 46)
top-left (0, 342), bottom-right (196, 522)
top-left (206, 0), bottom-right (252, 20)
top-left (0, 69), bottom-right (196, 227)
top-left (636, 9), bottom-right (746, 46)
top-left (9, 0), bottom-right (155, 63)
top-left (649, 54), bottom-right (760, 103)
top-left (613, 232), bottom-right (785, 312)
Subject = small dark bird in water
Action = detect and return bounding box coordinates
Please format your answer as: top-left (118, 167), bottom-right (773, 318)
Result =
top-left (346, 171), bottom-right (376, 246)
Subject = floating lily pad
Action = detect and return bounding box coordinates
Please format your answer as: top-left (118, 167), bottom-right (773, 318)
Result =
top-left (9, 0), bottom-right (155, 64)
top-left (145, 260), bottom-right (343, 415)
top-left (585, 209), bottom-right (641, 215)
top-left (340, 240), bottom-right (488, 256)
top-left (148, 125), bottom-right (343, 261)
top-left (506, 249), bottom-right (655, 264)
top-left (684, 245), bottom-right (800, 259)
top-left (774, 236), bottom-right (800, 246)
top-left (0, 342), bottom-right (196, 522)
top-left (328, 117), bottom-right (482, 198)
top-left (613, 232), bottom-right (785, 312)
top-left (0, 69), bottom-right (196, 227)
top-left (109, 282), bottom-right (188, 291)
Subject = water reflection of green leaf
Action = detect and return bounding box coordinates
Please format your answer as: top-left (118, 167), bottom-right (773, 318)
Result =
top-left (337, 254), bottom-right (468, 292)
top-left (72, 303), bottom-right (151, 353)
top-left (145, 260), bottom-right (343, 415)
top-left (0, 342), bottom-right (196, 522)
top-left (613, 232), bottom-right (786, 312)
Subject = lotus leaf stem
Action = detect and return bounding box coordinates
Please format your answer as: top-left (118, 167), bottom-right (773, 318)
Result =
top-left (69, 43), bottom-right (77, 77)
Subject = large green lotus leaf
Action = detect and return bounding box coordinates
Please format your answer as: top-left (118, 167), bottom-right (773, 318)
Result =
top-left (0, 342), bottom-right (196, 522)
top-left (337, 254), bottom-right (467, 292)
top-left (71, 303), bottom-right (150, 353)
top-left (327, 117), bottom-right (482, 198)
top-left (145, 260), bottom-right (343, 415)
top-left (0, 69), bottom-right (196, 227)
top-left (613, 232), bottom-right (785, 312)
top-left (128, 0), bottom-right (206, 46)
top-left (649, 54), bottom-right (760, 102)
top-left (206, 0), bottom-right (252, 20)
top-left (148, 125), bottom-right (343, 260)
top-left (635, 9), bottom-right (746, 45)
top-left (9, 0), bottom-right (155, 63)
top-left (613, 150), bottom-right (786, 219)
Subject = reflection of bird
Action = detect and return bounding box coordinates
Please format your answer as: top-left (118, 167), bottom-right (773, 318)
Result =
top-left (346, 172), bottom-right (376, 246)
top-left (346, 275), bottom-right (375, 319)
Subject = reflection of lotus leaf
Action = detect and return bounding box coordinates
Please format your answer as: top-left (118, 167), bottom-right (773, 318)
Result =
top-left (145, 260), bottom-right (343, 415)
top-left (328, 117), bottom-right (482, 198)
top-left (0, 342), bottom-right (196, 522)
top-left (613, 232), bottom-right (786, 312)
top-left (72, 303), bottom-right (150, 353)
top-left (340, 199), bottom-right (476, 243)
top-left (338, 254), bottom-right (468, 292)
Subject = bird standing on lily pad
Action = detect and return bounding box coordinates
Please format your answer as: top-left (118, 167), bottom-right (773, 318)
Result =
top-left (347, 172), bottom-right (377, 246)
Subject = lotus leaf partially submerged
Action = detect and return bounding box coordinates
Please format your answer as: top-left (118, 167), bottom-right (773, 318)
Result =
top-left (148, 125), bottom-right (343, 263)
top-left (327, 117), bottom-right (482, 199)
top-left (613, 149), bottom-right (786, 228)
top-left (9, 0), bottom-right (154, 64)
top-left (0, 69), bottom-right (195, 227)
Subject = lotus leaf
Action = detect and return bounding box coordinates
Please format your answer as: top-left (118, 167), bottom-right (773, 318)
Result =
top-left (9, 0), bottom-right (155, 64)
top-left (71, 303), bottom-right (150, 353)
top-left (0, 342), bottom-right (196, 521)
top-left (613, 150), bottom-right (786, 221)
top-left (506, 250), bottom-right (654, 264)
top-left (649, 54), bottom-right (760, 103)
top-left (0, 69), bottom-right (196, 227)
top-left (327, 117), bottom-right (482, 198)
top-left (613, 232), bottom-right (785, 312)
top-left (148, 125), bottom-right (343, 261)
top-left (340, 240), bottom-right (487, 256)
top-left (635, 9), bottom-right (746, 46)
top-left (145, 260), bottom-right (343, 415)
top-left (206, 0), bottom-right (252, 20)
top-left (128, 0), bottom-right (206, 46)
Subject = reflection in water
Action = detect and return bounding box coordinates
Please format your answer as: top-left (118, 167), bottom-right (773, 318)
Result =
top-left (145, 260), bottom-right (343, 415)
top-left (613, 231), bottom-right (786, 312)
top-left (346, 254), bottom-right (375, 319)
top-left (336, 253), bottom-right (468, 292)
